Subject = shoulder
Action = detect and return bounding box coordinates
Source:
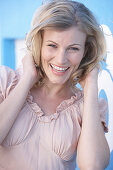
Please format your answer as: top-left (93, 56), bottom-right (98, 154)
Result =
top-left (71, 87), bottom-right (84, 117)
top-left (0, 65), bottom-right (18, 81)
top-left (0, 66), bottom-right (20, 99)
top-left (0, 65), bottom-right (14, 74)
top-left (73, 87), bottom-right (84, 105)
top-left (0, 65), bottom-right (22, 76)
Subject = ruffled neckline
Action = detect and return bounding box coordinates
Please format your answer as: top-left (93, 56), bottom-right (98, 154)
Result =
top-left (15, 68), bottom-right (83, 123)
top-left (26, 89), bottom-right (83, 123)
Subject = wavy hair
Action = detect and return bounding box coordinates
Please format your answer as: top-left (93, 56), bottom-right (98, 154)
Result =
top-left (26, 0), bottom-right (106, 86)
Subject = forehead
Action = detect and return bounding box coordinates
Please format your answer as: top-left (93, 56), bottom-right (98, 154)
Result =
top-left (43, 26), bottom-right (86, 45)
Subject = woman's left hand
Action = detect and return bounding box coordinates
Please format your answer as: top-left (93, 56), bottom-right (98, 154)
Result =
top-left (79, 67), bottom-right (98, 90)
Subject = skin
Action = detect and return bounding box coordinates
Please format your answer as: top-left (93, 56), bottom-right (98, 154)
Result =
top-left (0, 26), bottom-right (110, 169)
top-left (41, 26), bottom-right (86, 86)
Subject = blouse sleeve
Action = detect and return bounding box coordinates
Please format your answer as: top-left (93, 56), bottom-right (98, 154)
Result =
top-left (0, 66), bottom-right (18, 103)
top-left (0, 66), bottom-right (35, 147)
top-left (79, 96), bottom-right (108, 133)
top-left (98, 98), bottom-right (108, 133)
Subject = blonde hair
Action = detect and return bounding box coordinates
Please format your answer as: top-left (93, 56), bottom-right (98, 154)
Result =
top-left (26, 0), bottom-right (106, 86)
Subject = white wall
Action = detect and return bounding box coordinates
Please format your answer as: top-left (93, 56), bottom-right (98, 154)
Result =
top-left (15, 39), bottom-right (26, 69)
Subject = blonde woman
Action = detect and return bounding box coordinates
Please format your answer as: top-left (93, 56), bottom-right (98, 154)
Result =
top-left (0, 0), bottom-right (110, 170)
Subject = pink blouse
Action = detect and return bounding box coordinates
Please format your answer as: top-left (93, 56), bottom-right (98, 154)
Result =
top-left (0, 66), bottom-right (108, 170)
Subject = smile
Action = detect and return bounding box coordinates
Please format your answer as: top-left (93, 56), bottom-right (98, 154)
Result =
top-left (50, 64), bottom-right (69, 72)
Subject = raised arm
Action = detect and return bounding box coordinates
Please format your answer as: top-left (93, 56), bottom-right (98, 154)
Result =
top-left (0, 53), bottom-right (38, 144)
top-left (77, 68), bottom-right (110, 170)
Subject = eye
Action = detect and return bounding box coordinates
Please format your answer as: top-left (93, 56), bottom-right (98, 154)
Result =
top-left (68, 47), bottom-right (79, 51)
top-left (47, 44), bottom-right (57, 48)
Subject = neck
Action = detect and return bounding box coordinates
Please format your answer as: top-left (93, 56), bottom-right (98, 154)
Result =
top-left (41, 79), bottom-right (73, 98)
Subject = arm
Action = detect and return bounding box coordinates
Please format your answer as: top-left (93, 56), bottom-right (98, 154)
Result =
top-left (77, 68), bottom-right (110, 170)
top-left (0, 53), bottom-right (38, 144)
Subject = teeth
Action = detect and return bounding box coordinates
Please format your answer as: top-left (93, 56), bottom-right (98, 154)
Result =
top-left (51, 64), bottom-right (69, 71)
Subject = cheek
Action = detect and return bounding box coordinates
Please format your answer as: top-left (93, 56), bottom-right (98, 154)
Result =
top-left (41, 47), bottom-right (53, 62)
top-left (70, 54), bottom-right (84, 66)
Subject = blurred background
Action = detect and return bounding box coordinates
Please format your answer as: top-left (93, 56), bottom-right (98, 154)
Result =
top-left (0, 0), bottom-right (113, 169)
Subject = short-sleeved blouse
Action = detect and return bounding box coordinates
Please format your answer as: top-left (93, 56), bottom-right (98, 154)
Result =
top-left (0, 66), bottom-right (108, 170)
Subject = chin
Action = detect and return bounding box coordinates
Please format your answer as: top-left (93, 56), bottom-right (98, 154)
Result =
top-left (48, 77), bottom-right (69, 85)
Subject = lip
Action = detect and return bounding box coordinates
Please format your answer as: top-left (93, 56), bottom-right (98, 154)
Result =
top-left (49, 64), bottom-right (69, 76)
top-left (50, 63), bottom-right (69, 68)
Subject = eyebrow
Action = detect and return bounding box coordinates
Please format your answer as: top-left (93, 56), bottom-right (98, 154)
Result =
top-left (46, 40), bottom-right (57, 44)
top-left (46, 40), bottom-right (82, 47)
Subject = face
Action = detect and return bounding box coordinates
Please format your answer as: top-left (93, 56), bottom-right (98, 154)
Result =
top-left (41, 26), bottom-right (86, 85)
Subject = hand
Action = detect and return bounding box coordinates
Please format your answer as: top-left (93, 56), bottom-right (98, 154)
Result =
top-left (22, 51), bottom-right (39, 88)
top-left (79, 67), bottom-right (98, 90)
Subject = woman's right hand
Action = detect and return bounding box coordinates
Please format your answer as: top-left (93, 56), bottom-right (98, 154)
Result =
top-left (22, 51), bottom-right (39, 89)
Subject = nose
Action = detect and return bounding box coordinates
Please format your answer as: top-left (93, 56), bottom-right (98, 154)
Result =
top-left (55, 49), bottom-right (67, 65)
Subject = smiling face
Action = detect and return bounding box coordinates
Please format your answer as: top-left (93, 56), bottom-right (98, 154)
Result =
top-left (41, 26), bottom-right (86, 85)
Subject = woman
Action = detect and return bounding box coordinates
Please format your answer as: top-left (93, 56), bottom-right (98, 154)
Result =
top-left (0, 0), bottom-right (110, 170)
